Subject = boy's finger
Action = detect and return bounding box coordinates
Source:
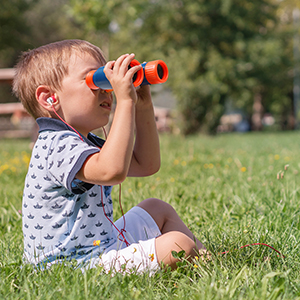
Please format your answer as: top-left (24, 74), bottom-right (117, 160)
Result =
top-left (113, 54), bottom-right (130, 72)
top-left (119, 54), bottom-right (137, 74)
top-left (126, 65), bottom-right (142, 81)
top-left (104, 60), bottom-right (115, 71)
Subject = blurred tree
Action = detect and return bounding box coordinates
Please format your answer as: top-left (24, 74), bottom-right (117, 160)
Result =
top-left (0, 0), bottom-right (86, 103)
top-left (0, 0), bottom-right (87, 68)
top-left (24, 0), bottom-right (86, 47)
top-left (0, 0), bottom-right (36, 67)
top-left (70, 0), bottom-right (295, 134)
top-left (263, 0), bottom-right (300, 129)
top-left (1, 0), bottom-right (296, 132)
top-left (0, 0), bottom-right (35, 103)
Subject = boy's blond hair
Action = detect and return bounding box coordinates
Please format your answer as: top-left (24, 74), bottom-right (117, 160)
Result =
top-left (13, 39), bottom-right (106, 119)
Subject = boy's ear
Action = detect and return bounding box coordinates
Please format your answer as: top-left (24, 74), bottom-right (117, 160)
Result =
top-left (36, 85), bottom-right (59, 111)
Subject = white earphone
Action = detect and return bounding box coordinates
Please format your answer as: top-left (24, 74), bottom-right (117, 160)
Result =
top-left (47, 96), bottom-right (54, 105)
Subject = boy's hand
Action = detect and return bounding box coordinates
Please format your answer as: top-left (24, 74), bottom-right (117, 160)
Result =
top-left (104, 54), bottom-right (141, 104)
top-left (135, 85), bottom-right (153, 110)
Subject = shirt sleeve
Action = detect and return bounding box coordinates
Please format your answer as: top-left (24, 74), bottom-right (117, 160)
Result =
top-left (46, 132), bottom-right (100, 192)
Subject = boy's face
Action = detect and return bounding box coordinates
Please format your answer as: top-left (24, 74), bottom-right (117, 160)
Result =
top-left (56, 52), bottom-right (112, 136)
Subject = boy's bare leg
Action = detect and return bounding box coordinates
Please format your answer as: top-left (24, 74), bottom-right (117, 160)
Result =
top-left (137, 198), bottom-right (206, 269)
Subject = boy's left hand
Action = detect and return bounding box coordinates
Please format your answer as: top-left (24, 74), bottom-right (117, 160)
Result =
top-left (135, 85), bottom-right (153, 110)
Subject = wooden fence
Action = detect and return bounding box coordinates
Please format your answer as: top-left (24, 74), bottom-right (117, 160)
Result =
top-left (0, 68), bottom-right (35, 138)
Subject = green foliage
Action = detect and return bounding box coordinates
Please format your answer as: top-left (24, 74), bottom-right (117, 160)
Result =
top-left (0, 0), bottom-right (35, 51)
top-left (0, 0), bottom-right (86, 69)
top-left (1, 133), bottom-right (300, 298)
top-left (68, 0), bottom-right (294, 134)
top-left (0, 0), bottom-right (297, 133)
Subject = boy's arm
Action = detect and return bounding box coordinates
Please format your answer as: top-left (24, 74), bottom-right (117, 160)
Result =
top-left (76, 54), bottom-right (139, 186)
top-left (127, 85), bottom-right (161, 177)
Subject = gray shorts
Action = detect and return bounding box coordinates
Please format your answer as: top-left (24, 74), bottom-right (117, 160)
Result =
top-left (92, 206), bottom-right (162, 274)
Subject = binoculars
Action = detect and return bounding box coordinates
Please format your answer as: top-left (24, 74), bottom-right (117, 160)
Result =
top-left (86, 59), bottom-right (168, 91)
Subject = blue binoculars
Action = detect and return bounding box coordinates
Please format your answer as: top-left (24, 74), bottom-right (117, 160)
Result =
top-left (86, 59), bottom-right (168, 91)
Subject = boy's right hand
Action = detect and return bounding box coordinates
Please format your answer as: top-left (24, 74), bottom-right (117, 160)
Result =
top-left (104, 54), bottom-right (142, 104)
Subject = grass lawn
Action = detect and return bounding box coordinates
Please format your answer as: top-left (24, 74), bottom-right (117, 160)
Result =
top-left (1, 132), bottom-right (300, 299)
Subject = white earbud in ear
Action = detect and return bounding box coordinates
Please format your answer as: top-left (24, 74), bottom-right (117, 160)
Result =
top-left (47, 97), bottom-right (54, 105)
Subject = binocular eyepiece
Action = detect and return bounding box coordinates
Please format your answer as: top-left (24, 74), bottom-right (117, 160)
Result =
top-left (86, 59), bottom-right (168, 91)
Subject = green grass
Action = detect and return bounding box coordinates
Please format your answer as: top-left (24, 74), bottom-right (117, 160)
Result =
top-left (1, 132), bottom-right (300, 299)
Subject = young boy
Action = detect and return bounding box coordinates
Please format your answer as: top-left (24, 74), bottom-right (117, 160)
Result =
top-left (13, 39), bottom-right (205, 273)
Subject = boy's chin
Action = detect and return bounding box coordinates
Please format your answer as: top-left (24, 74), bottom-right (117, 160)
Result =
top-left (97, 120), bottom-right (109, 129)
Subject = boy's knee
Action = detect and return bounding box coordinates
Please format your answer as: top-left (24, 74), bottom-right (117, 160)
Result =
top-left (138, 198), bottom-right (174, 213)
top-left (155, 231), bottom-right (199, 268)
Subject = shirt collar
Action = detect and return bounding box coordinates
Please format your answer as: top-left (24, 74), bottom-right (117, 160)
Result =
top-left (36, 117), bottom-right (105, 148)
top-left (37, 117), bottom-right (72, 132)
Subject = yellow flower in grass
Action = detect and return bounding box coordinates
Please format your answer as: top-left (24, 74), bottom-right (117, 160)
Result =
top-left (93, 240), bottom-right (100, 246)
top-left (274, 154), bottom-right (280, 160)
top-left (149, 253), bottom-right (155, 262)
top-left (22, 152), bottom-right (31, 165)
top-left (240, 167), bottom-right (247, 172)
top-left (0, 164), bottom-right (9, 174)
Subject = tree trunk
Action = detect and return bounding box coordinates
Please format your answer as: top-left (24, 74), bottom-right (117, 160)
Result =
top-left (251, 92), bottom-right (263, 131)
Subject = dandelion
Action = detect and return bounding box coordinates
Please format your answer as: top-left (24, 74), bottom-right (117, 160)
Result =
top-left (149, 253), bottom-right (155, 262)
top-left (274, 154), bottom-right (280, 160)
top-left (173, 159), bottom-right (179, 165)
top-left (93, 240), bottom-right (100, 246)
top-left (170, 177), bottom-right (175, 183)
top-left (181, 161), bottom-right (187, 166)
top-left (208, 163), bottom-right (214, 169)
top-left (0, 164), bottom-right (9, 175)
top-left (128, 188), bottom-right (132, 193)
top-left (240, 167), bottom-right (247, 172)
top-left (22, 153), bottom-right (30, 165)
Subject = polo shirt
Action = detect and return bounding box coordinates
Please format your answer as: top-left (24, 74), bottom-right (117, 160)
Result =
top-left (22, 117), bottom-right (116, 267)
